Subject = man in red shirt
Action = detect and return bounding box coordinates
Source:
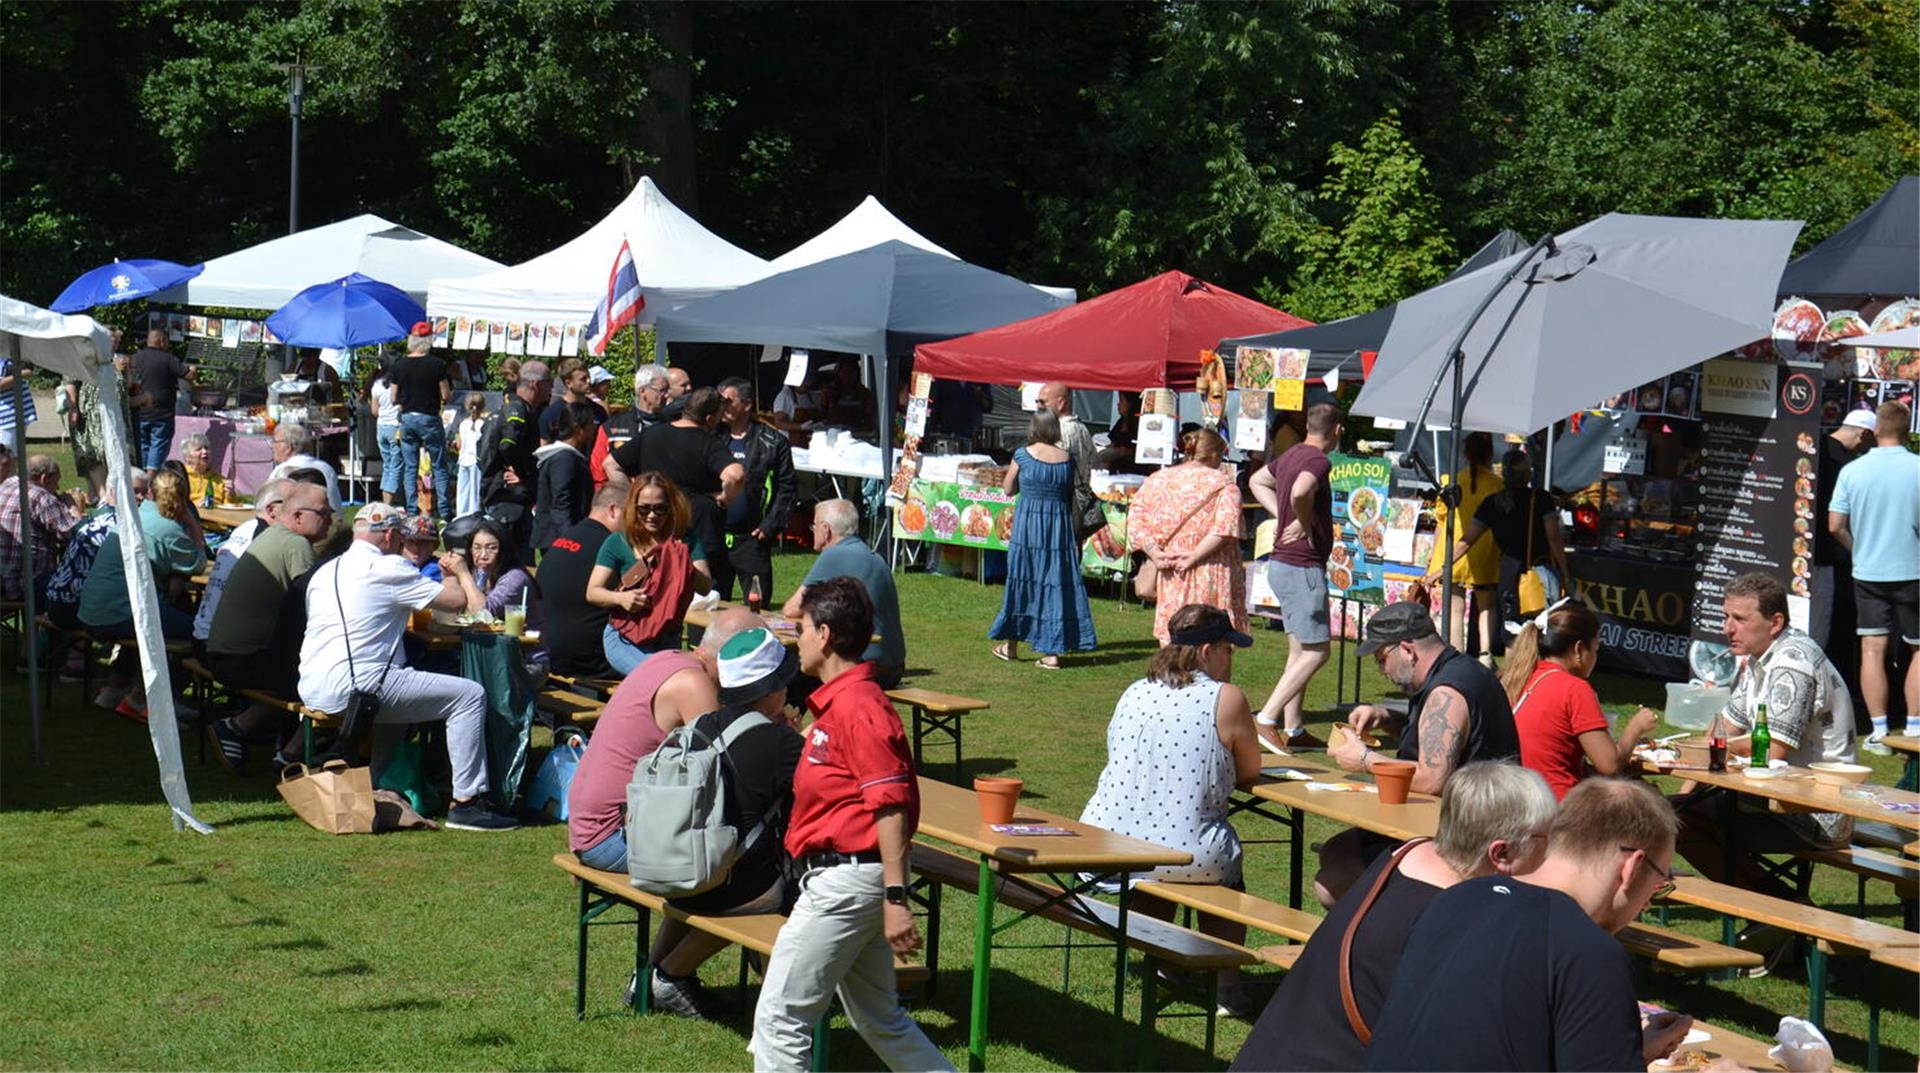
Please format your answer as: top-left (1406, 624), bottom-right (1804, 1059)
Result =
top-left (1248, 402), bottom-right (1342, 753)
top-left (749, 577), bottom-right (952, 1072)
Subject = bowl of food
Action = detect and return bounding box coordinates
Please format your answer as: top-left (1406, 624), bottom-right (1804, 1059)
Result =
top-left (1329, 722), bottom-right (1382, 751)
top-left (1672, 737), bottom-right (1716, 767)
top-left (1808, 761), bottom-right (1872, 786)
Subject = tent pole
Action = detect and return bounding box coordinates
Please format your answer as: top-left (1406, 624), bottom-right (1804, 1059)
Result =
top-left (1441, 350), bottom-right (1462, 647)
top-left (12, 370), bottom-right (44, 766)
top-left (873, 353), bottom-right (893, 559)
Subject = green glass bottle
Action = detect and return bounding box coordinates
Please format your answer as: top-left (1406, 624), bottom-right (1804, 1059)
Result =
top-left (1750, 702), bottom-right (1772, 761)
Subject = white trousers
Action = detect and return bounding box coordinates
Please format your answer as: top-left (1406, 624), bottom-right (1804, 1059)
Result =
top-left (371, 665), bottom-right (489, 800)
top-left (749, 861), bottom-right (953, 1073)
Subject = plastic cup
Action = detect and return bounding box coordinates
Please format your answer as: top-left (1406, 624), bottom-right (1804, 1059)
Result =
top-left (503, 607), bottom-right (526, 638)
top-left (410, 608), bottom-right (433, 632)
top-left (1371, 760), bottom-right (1418, 805)
top-left (974, 776), bottom-right (1023, 826)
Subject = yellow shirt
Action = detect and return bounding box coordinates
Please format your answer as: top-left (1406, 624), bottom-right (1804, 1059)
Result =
top-left (1427, 465), bottom-right (1500, 585)
top-left (186, 469), bottom-right (227, 506)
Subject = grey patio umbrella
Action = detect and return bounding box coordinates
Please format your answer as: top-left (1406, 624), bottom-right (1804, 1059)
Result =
top-left (1350, 213), bottom-right (1801, 642)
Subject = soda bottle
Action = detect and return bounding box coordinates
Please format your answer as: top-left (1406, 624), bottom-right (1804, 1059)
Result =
top-left (746, 575), bottom-right (764, 615)
top-left (1707, 712), bottom-right (1728, 773)
top-left (1750, 702), bottom-right (1772, 763)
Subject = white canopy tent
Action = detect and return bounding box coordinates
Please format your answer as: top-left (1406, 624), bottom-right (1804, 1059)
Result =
top-left (426, 176), bottom-right (772, 326)
top-left (770, 195), bottom-right (958, 270)
top-left (152, 215), bottom-right (504, 309)
top-left (1, 294), bottom-right (209, 832)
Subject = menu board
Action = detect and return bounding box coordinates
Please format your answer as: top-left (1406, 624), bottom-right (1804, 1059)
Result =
top-left (1327, 452), bottom-right (1394, 604)
top-left (894, 479), bottom-right (1016, 551)
top-left (1685, 361), bottom-right (1819, 684)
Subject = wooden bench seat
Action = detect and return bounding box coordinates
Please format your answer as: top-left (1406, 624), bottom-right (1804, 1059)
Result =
top-left (886, 688), bottom-right (989, 783)
top-left (1616, 922), bottom-right (1762, 972)
top-left (239, 690), bottom-right (339, 764)
top-left (545, 672), bottom-right (623, 699)
top-left (1133, 880), bottom-right (1322, 944)
top-left (1852, 820), bottom-right (1909, 852)
top-left (554, 853), bottom-right (925, 1070)
top-left (1797, 845), bottom-right (1920, 895)
top-left (536, 689), bottom-right (606, 727)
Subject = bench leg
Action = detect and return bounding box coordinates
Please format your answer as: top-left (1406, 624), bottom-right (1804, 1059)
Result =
top-left (911, 708), bottom-right (926, 773)
top-left (1806, 946), bottom-right (1827, 1030)
top-left (952, 716), bottom-right (964, 784)
top-left (1139, 962), bottom-right (1157, 1071)
top-left (968, 858), bottom-right (994, 1072)
top-left (575, 881), bottom-right (591, 1020)
top-left (634, 905), bottom-right (652, 1015)
top-left (1112, 879), bottom-right (1131, 1070)
top-left (1867, 961), bottom-right (1882, 1073)
top-left (1203, 973), bottom-right (1218, 1060)
top-left (811, 1010), bottom-right (831, 1072)
top-left (925, 880), bottom-right (942, 999)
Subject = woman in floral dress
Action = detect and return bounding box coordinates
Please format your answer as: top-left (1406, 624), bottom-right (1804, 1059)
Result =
top-left (1130, 427), bottom-right (1245, 645)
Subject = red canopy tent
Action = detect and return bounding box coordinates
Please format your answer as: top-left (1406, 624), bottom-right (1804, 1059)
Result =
top-left (912, 270), bottom-right (1311, 391)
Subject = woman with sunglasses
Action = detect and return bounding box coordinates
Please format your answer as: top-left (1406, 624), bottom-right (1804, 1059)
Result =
top-left (586, 472), bottom-right (712, 675)
top-left (1501, 598), bottom-right (1659, 801)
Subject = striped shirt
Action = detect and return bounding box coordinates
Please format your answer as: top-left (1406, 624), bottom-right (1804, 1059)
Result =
top-left (0, 357), bottom-right (36, 436)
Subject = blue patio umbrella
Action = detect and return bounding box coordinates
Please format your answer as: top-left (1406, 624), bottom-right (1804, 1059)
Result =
top-left (265, 272), bottom-right (425, 349)
top-left (50, 258), bottom-right (204, 312)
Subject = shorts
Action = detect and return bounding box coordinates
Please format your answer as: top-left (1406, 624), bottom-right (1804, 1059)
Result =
top-left (1855, 578), bottom-right (1919, 645)
top-left (1265, 560), bottom-right (1331, 644)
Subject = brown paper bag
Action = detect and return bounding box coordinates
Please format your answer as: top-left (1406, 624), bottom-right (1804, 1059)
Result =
top-left (276, 760), bottom-right (377, 835)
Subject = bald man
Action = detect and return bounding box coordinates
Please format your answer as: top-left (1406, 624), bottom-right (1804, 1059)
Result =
top-left (130, 328), bottom-right (194, 469)
top-left (1039, 381), bottom-right (1103, 545)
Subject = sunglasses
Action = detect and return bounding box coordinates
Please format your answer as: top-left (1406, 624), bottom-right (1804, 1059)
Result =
top-left (293, 506), bottom-right (334, 520)
top-left (632, 503), bottom-right (670, 516)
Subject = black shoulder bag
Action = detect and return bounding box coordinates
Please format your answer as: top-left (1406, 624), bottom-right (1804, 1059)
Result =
top-left (328, 557), bottom-right (396, 763)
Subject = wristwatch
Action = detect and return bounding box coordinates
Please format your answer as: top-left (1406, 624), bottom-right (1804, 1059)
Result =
top-left (884, 884), bottom-right (909, 906)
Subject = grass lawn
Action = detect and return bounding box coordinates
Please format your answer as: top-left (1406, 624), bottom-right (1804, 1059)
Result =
top-left (1, 446), bottom-right (1914, 1070)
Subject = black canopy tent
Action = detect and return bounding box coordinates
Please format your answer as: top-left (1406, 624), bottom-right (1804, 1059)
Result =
top-left (1777, 176), bottom-right (1918, 299)
top-left (651, 240), bottom-right (1070, 523)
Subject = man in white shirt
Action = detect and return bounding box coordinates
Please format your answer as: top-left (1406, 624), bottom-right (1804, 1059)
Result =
top-left (298, 502), bottom-right (517, 831)
top-left (266, 422), bottom-right (344, 513)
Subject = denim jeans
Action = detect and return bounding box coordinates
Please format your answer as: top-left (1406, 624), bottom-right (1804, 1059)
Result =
top-left (136, 415), bottom-right (175, 470)
top-left (602, 622), bottom-right (670, 677)
top-left (376, 424), bottom-right (403, 496)
top-left (577, 829), bottom-right (628, 872)
top-left (397, 412), bottom-right (452, 519)
top-left (456, 463), bottom-right (482, 517)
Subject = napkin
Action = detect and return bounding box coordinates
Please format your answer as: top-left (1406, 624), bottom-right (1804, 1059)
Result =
top-left (1305, 782), bottom-right (1376, 793)
top-left (687, 590), bottom-right (721, 613)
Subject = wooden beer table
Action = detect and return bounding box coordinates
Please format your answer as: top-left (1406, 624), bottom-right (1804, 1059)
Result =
top-left (1648, 1015), bottom-right (1787, 1071)
top-left (913, 776), bottom-right (1192, 1072)
top-left (1240, 762), bottom-right (1441, 908)
top-left (1884, 734), bottom-right (1919, 791)
top-left (196, 504), bottom-right (257, 531)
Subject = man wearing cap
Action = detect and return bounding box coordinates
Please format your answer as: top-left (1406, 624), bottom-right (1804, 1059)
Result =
top-left (390, 322), bottom-right (454, 521)
top-left (645, 625), bottom-right (806, 1020)
top-left (751, 577), bottom-right (951, 1072)
top-left (480, 359), bottom-right (552, 548)
top-left (298, 502), bottom-right (517, 831)
top-left (1812, 407), bottom-right (1875, 728)
top-left (1317, 600), bottom-right (1519, 905)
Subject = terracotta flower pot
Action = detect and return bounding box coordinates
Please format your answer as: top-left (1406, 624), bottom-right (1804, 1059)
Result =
top-left (1371, 760), bottom-right (1418, 805)
top-left (974, 776), bottom-right (1024, 825)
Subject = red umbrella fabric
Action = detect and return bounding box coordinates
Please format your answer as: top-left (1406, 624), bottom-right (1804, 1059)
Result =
top-left (914, 270), bottom-right (1310, 391)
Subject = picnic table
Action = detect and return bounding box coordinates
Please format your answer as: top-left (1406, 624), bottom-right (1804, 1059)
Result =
top-left (1884, 735), bottom-right (1919, 791)
top-left (1235, 755), bottom-right (1436, 908)
top-left (913, 776), bottom-right (1191, 1072)
top-left (196, 504), bottom-right (258, 531)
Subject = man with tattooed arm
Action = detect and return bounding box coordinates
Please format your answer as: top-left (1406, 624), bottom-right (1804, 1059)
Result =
top-left (1318, 601), bottom-right (1520, 907)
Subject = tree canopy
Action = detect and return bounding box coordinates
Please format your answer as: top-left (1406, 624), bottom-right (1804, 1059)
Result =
top-left (3, 0), bottom-right (1913, 314)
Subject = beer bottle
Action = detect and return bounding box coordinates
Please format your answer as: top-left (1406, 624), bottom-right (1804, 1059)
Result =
top-left (1750, 702), bottom-right (1772, 762)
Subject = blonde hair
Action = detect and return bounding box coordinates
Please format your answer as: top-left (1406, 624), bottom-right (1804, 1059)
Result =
top-left (1434, 762), bottom-right (1557, 875)
top-left (1549, 777), bottom-right (1676, 862)
top-left (149, 469), bottom-right (192, 525)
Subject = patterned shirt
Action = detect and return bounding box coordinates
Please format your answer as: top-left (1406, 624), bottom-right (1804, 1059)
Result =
top-left (1725, 626), bottom-right (1856, 844)
top-left (0, 476), bottom-right (78, 599)
top-left (44, 506), bottom-right (117, 606)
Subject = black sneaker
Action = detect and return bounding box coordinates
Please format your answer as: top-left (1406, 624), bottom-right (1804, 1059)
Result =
top-left (650, 968), bottom-right (731, 1020)
top-left (208, 718), bottom-right (248, 775)
top-left (444, 801), bottom-right (521, 832)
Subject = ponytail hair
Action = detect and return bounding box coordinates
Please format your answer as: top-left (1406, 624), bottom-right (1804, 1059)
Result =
top-left (1181, 427), bottom-right (1226, 465)
top-left (1499, 599), bottom-right (1601, 703)
top-left (1463, 432), bottom-right (1495, 494)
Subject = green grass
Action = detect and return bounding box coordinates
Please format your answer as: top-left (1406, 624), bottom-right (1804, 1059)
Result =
top-left (2, 458), bottom-right (1915, 1069)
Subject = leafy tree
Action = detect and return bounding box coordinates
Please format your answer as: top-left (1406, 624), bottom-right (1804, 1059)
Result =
top-left (1278, 111), bottom-right (1456, 321)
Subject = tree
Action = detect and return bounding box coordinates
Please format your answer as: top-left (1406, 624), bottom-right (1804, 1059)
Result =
top-left (1278, 111), bottom-right (1456, 322)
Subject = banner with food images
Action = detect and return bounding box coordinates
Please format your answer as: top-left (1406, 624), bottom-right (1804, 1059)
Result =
top-left (1326, 452), bottom-right (1394, 604)
top-left (894, 479), bottom-right (1018, 551)
top-left (1272, 348), bottom-right (1310, 411)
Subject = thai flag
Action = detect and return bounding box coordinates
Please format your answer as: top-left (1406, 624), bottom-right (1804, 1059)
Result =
top-left (584, 238), bottom-right (643, 355)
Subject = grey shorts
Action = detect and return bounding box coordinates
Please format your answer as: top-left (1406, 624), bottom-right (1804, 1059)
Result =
top-left (1266, 560), bottom-right (1331, 644)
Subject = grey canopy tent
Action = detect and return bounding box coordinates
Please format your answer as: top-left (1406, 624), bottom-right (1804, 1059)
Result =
top-left (1777, 176), bottom-right (1918, 299)
top-left (652, 239), bottom-right (1071, 489)
top-left (1217, 230), bottom-right (1530, 374)
top-left (1, 294), bottom-right (210, 832)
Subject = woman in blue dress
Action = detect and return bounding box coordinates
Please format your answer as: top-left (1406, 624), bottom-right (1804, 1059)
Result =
top-left (990, 410), bottom-right (1098, 668)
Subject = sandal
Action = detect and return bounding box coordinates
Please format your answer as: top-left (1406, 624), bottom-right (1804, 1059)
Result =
top-left (1035, 656), bottom-right (1062, 670)
top-left (991, 643), bottom-right (1016, 663)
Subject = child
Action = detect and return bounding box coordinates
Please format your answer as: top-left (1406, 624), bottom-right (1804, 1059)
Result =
top-left (399, 514), bottom-right (444, 581)
top-left (454, 393), bottom-right (488, 517)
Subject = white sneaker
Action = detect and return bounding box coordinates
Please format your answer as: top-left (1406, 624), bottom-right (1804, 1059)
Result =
top-left (93, 686), bottom-right (128, 711)
top-left (1863, 733), bottom-right (1892, 756)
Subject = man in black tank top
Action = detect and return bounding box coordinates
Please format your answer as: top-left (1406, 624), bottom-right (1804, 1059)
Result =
top-left (1311, 601), bottom-right (1519, 905)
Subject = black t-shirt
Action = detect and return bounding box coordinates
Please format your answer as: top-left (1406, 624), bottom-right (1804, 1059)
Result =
top-left (131, 347), bottom-right (187, 418)
top-left (535, 517), bottom-right (613, 678)
top-left (1395, 645), bottom-right (1519, 768)
top-left (539, 397), bottom-right (605, 443)
top-left (612, 422), bottom-right (734, 495)
top-left (670, 705), bottom-right (803, 915)
top-left (1232, 851), bottom-right (1444, 1072)
top-left (1815, 435), bottom-right (1857, 569)
top-left (1367, 877), bottom-right (1642, 1072)
top-left (1473, 485), bottom-right (1557, 567)
top-left (388, 355), bottom-right (449, 415)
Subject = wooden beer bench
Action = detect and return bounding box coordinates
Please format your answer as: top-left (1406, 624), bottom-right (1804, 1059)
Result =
top-left (885, 688), bottom-right (990, 783)
top-left (536, 688), bottom-right (606, 729)
top-left (552, 853), bottom-right (929, 1072)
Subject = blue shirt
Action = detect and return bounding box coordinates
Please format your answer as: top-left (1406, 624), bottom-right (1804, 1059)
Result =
top-left (1831, 446), bottom-right (1920, 582)
top-left (802, 536), bottom-right (906, 668)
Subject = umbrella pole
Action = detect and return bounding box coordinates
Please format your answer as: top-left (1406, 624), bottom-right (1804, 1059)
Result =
top-left (12, 371), bottom-right (44, 766)
top-left (1442, 351), bottom-right (1462, 647)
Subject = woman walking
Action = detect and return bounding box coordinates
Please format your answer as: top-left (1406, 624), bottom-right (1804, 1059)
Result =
top-left (989, 409), bottom-right (1096, 668)
top-left (1130, 427), bottom-right (1245, 645)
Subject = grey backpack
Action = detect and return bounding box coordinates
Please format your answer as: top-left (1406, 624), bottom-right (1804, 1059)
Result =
top-left (625, 713), bottom-right (771, 896)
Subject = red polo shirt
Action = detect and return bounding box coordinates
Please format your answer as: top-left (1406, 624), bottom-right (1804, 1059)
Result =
top-left (784, 662), bottom-right (920, 857)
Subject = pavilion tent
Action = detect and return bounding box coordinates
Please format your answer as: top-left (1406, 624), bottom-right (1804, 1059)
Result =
top-left (914, 270), bottom-right (1310, 392)
top-left (1777, 176), bottom-right (1917, 298)
top-left (0, 293), bottom-right (210, 833)
top-left (151, 215), bottom-right (503, 309)
top-left (653, 240), bottom-right (1070, 490)
top-left (426, 176), bottom-right (771, 326)
top-left (1218, 230), bottom-right (1530, 375)
top-left (770, 195), bottom-right (958, 270)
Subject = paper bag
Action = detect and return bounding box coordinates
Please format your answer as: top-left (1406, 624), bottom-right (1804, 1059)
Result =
top-left (276, 760), bottom-right (377, 835)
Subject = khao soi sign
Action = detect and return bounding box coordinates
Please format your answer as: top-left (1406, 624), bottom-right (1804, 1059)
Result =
top-left (1327, 452), bottom-right (1393, 604)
